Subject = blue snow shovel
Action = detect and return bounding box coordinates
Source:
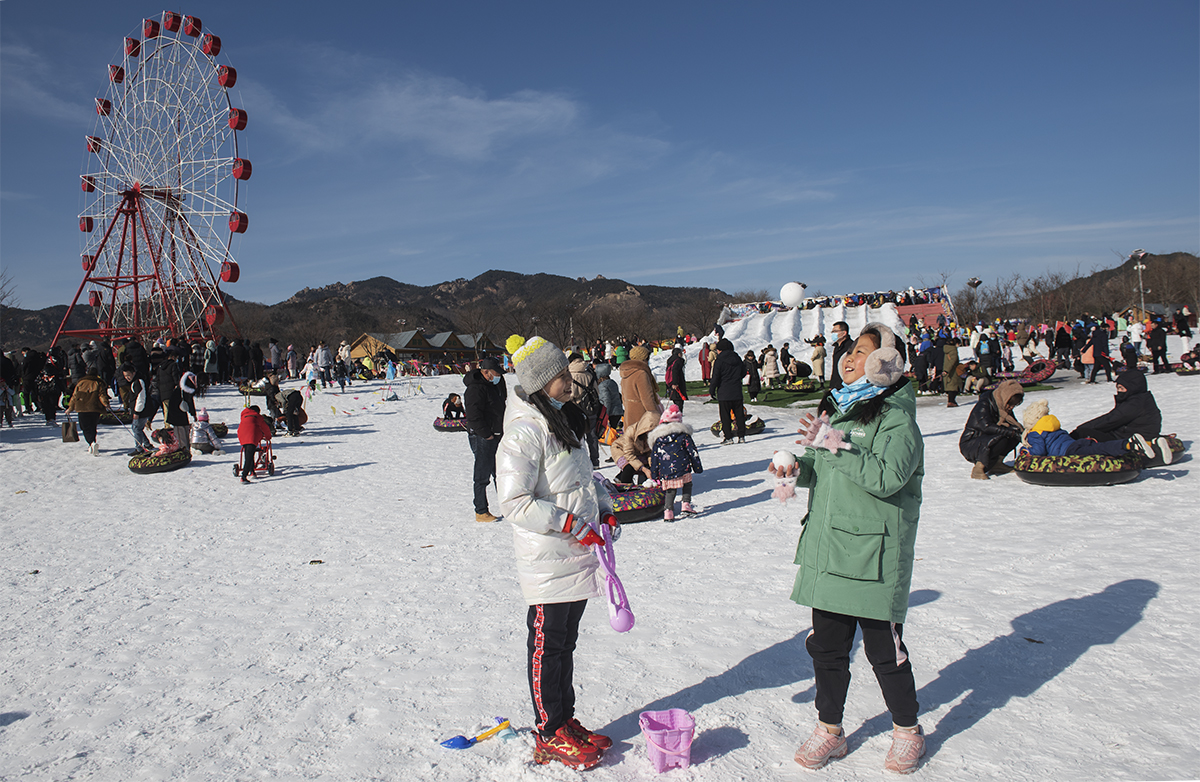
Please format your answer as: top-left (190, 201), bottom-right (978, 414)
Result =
top-left (440, 719), bottom-right (511, 749)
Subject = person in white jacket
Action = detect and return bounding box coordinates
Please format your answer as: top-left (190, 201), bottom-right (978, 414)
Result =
top-left (497, 336), bottom-right (618, 771)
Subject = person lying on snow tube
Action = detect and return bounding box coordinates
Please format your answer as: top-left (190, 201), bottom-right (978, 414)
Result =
top-left (959, 379), bottom-right (1024, 480)
top-left (1020, 400), bottom-right (1172, 464)
top-left (1069, 369), bottom-right (1161, 443)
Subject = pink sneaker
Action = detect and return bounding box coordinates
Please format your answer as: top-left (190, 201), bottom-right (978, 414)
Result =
top-left (663, 508), bottom-right (675, 522)
top-left (884, 725), bottom-right (924, 774)
top-left (794, 723), bottom-right (847, 769)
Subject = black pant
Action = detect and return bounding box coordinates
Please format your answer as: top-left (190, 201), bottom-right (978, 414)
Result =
top-left (615, 464), bottom-right (647, 485)
top-left (1090, 354), bottom-right (1112, 382)
top-left (470, 434), bottom-right (498, 513)
top-left (663, 484), bottom-right (692, 507)
top-left (807, 608), bottom-right (919, 728)
top-left (240, 444), bottom-right (257, 478)
top-left (1150, 345), bottom-right (1169, 372)
top-left (718, 400), bottom-right (746, 440)
top-left (77, 412), bottom-right (100, 445)
top-left (528, 600), bottom-right (586, 738)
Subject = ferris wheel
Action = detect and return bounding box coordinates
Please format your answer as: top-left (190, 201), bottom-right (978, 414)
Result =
top-left (53, 11), bottom-right (250, 346)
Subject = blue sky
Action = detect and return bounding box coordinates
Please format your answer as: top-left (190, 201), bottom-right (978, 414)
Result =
top-left (2, 1), bottom-right (1196, 309)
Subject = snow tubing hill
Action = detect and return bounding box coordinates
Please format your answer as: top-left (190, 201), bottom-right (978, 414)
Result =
top-left (605, 483), bottom-right (665, 523)
top-left (129, 449), bottom-right (192, 474)
top-left (433, 417), bottom-right (467, 432)
top-left (710, 418), bottom-right (767, 437)
top-left (1013, 452), bottom-right (1140, 486)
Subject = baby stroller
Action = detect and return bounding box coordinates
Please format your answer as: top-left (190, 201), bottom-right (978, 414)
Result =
top-left (233, 436), bottom-right (275, 477)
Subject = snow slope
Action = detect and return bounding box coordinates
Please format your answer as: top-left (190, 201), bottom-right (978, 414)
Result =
top-left (650, 304), bottom-right (907, 382)
top-left (1, 367), bottom-right (1197, 781)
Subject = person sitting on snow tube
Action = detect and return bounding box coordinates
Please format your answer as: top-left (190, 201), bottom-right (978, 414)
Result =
top-left (1069, 369), bottom-right (1161, 443)
top-left (959, 379), bottom-right (1024, 479)
top-left (1021, 400), bottom-right (1171, 464)
top-left (442, 393), bottom-right (465, 419)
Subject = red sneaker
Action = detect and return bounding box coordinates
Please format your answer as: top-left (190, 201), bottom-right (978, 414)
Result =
top-left (565, 717), bottom-right (613, 750)
top-left (533, 726), bottom-right (603, 770)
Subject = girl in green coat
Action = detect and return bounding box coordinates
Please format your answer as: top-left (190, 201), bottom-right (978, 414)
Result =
top-left (770, 323), bottom-right (926, 774)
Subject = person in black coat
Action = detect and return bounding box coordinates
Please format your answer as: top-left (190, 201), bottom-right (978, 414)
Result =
top-left (1146, 322), bottom-right (1170, 374)
top-left (708, 338), bottom-right (746, 442)
top-left (828, 321), bottom-right (853, 390)
top-left (742, 351), bottom-right (761, 402)
top-left (664, 348), bottom-right (688, 411)
top-left (960, 379), bottom-right (1025, 479)
top-left (463, 357), bottom-right (507, 521)
top-left (1086, 325), bottom-right (1113, 383)
top-left (1070, 369), bottom-right (1161, 442)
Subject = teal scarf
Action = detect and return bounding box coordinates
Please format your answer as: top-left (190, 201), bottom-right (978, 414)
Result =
top-left (830, 376), bottom-right (887, 411)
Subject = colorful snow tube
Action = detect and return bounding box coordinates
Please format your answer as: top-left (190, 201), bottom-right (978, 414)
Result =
top-left (211, 422), bottom-right (229, 438)
top-left (433, 417), bottom-right (467, 432)
top-left (1013, 451), bottom-right (1141, 486)
top-left (710, 418), bottom-right (767, 437)
top-left (605, 483), bottom-right (665, 523)
top-left (239, 384), bottom-right (267, 396)
top-left (995, 358), bottom-right (1057, 387)
top-left (99, 410), bottom-right (134, 425)
top-left (1175, 367), bottom-right (1200, 376)
top-left (128, 448), bottom-right (192, 474)
top-left (784, 378), bottom-right (820, 392)
top-left (1142, 434), bottom-right (1186, 468)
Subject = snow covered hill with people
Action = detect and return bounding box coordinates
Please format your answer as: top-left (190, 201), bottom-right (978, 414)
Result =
top-left (649, 303), bottom-right (907, 380)
top-left (1, 365), bottom-right (1197, 781)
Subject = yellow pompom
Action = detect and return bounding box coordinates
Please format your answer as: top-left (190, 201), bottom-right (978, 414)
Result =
top-left (506, 334), bottom-right (527, 355)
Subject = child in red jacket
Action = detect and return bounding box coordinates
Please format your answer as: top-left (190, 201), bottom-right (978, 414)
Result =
top-left (237, 405), bottom-right (272, 483)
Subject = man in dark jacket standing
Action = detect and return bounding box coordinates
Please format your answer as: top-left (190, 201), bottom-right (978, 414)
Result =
top-left (709, 338), bottom-right (746, 443)
top-left (464, 357), bottom-right (507, 522)
top-left (829, 322), bottom-right (852, 390)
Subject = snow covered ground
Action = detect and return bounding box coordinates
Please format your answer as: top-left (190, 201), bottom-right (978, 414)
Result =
top-left (1, 364), bottom-right (1197, 781)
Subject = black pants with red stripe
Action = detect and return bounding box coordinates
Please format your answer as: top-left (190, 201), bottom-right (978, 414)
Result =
top-left (527, 600), bottom-right (587, 738)
top-left (806, 608), bottom-right (919, 728)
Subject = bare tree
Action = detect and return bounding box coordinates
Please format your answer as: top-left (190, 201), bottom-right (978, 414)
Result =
top-left (730, 288), bottom-right (772, 303)
top-left (0, 269), bottom-right (19, 341)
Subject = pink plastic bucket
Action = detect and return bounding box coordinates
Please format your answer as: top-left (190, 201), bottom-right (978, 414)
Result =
top-left (639, 708), bottom-right (695, 773)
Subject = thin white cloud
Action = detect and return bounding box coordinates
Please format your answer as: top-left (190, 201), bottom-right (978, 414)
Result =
top-left (0, 41), bottom-right (90, 124)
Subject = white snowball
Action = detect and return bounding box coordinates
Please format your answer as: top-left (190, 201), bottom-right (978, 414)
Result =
top-left (772, 451), bottom-right (796, 469)
top-left (780, 281), bottom-right (807, 308)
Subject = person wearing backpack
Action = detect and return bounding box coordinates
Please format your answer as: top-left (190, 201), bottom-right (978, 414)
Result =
top-left (568, 353), bottom-right (601, 469)
top-left (664, 347), bottom-right (688, 410)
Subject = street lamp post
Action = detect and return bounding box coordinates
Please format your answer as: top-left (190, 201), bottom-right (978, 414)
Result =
top-left (1134, 262), bottom-right (1147, 317)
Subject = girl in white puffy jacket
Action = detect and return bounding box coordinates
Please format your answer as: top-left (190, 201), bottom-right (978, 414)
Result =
top-left (497, 336), bottom-right (617, 771)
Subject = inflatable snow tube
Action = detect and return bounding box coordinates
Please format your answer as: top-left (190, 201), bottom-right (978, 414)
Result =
top-left (128, 448), bottom-right (192, 474)
top-left (783, 378), bottom-right (820, 392)
top-left (1142, 434), bottom-right (1186, 468)
top-left (1019, 358), bottom-right (1057, 384)
top-left (211, 422), bottom-right (229, 438)
top-left (995, 358), bottom-right (1057, 387)
top-left (1175, 367), bottom-right (1200, 376)
top-left (99, 410), bottom-right (134, 425)
top-left (1013, 451), bottom-right (1141, 486)
top-left (710, 418), bottom-right (767, 437)
top-left (605, 483), bottom-right (665, 523)
top-left (433, 417), bottom-right (467, 432)
top-left (239, 384), bottom-right (267, 396)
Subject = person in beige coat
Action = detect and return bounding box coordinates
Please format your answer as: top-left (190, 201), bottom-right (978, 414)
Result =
top-left (761, 345), bottom-right (779, 388)
top-left (618, 345), bottom-right (661, 430)
top-left (610, 409), bottom-right (659, 484)
top-left (809, 338), bottom-right (827, 388)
